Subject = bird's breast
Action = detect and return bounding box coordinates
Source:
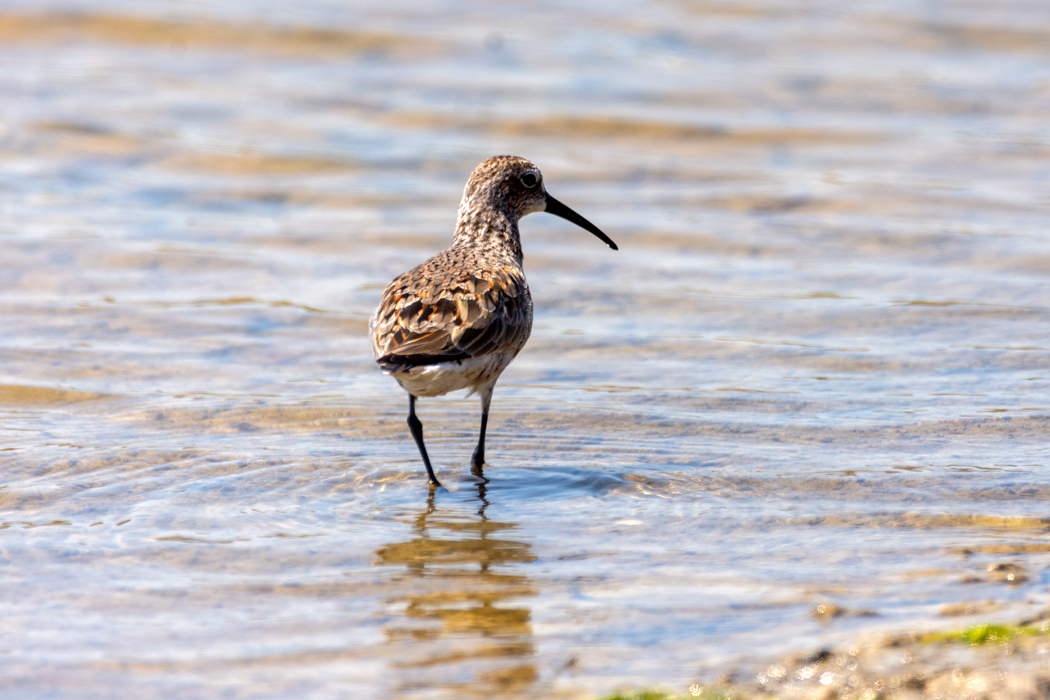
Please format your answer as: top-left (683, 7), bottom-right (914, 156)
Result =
top-left (386, 352), bottom-right (520, 398)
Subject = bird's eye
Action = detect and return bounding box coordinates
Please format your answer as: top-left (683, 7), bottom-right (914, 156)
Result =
top-left (520, 172), bottom-right (538, 188)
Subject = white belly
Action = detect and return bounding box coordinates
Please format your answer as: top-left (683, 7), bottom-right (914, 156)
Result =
top-left (385, 353), bottom-right (517, 398)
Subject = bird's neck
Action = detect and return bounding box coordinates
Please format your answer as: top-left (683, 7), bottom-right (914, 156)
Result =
top-left (452, 200), bottom-right (524, 264)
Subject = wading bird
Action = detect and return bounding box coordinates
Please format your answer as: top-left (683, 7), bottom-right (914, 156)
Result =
top-left (370, 156), bottom-right (617, 486)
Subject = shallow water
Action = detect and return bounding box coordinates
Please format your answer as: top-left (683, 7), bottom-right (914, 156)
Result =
top-left (1, 0), bottom-right (1049, 697)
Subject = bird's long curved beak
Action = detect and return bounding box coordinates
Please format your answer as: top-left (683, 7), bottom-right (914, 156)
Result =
top-left (544, 193), bottom-right (618, 250)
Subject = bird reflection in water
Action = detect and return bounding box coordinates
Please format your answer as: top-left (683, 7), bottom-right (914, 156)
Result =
top-left (374, 471), bottom-right (539, 697)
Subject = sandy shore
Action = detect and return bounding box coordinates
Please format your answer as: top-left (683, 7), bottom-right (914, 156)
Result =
top-left (598, 611), bottom-right (1050, 700)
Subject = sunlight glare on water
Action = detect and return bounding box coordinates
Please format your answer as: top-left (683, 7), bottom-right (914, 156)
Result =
top-left (0, 0), bottom-right (1049, 698)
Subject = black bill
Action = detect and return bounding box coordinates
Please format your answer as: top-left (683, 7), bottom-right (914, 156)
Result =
top-left (544, 193), bottom-right (618, 250)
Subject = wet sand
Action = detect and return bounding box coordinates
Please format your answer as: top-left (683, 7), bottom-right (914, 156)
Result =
top-left (595, 609), bottom-right (1050, 700)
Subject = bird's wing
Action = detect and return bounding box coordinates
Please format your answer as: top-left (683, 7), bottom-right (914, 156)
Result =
top-left (371, 256), bottom-right (532, 367)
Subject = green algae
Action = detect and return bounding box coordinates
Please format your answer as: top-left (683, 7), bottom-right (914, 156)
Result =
top-left (923, 623), bottom-right (1041, 645)
top-left (598, 687), bottom-right (734, 700)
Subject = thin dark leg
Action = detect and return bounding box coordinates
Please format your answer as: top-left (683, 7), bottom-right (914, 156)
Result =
top-left (471, 385), bottom-right (494, 473)
top-left (470, 410), bottom-right (488, 474)
top-left (407, 395), bottom-right (441, 487)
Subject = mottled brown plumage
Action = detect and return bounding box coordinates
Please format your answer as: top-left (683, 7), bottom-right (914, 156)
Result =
top-left (371, 251), bottom-right (532, 372)
top-left (370, 155), bottom-right (617, 487)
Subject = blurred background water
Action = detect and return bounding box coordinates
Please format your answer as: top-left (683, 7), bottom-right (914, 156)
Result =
top-left (1, 0), bottom-right (1049, 698)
